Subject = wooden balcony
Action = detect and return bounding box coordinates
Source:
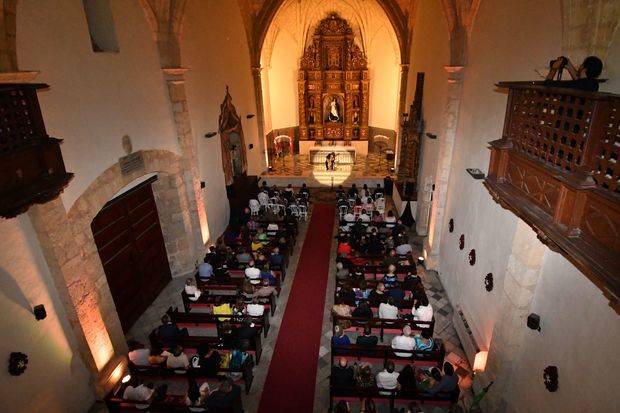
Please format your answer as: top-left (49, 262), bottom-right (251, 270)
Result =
top-left (0, 83), bottom-right (73, 218)
top-left (484, 81), bottom-right (619, 308)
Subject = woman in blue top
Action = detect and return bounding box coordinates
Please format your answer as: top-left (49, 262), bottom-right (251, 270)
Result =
top-left (414, 328), bottom-right (434, 351)
top-left (382, 264), bottom-right (398, 287)
top-left (331, 325), bottom-right (351, 346)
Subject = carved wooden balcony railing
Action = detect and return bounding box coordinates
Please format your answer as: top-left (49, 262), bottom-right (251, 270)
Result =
top-left (484, 81), bottom-right (619, 307)
top-left (0, 83), bottom-right (73, 218)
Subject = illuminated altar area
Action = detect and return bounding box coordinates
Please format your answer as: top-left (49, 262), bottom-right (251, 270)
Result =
top-left (259, 5), bottom-right (403, 187)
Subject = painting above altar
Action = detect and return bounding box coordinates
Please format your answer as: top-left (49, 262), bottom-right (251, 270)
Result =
top-left (298, 13), bottom-right (369, 142)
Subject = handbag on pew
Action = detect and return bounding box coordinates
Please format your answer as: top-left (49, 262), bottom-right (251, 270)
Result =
top-left (220, 353), bottom-right (231, 369)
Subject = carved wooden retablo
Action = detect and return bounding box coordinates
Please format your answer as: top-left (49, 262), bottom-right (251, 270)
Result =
top-left (298, 13), bottom-right (369, 142)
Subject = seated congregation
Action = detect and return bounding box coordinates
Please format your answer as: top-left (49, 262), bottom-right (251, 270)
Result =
top-left (106, 183), bottom-right (310, 412)
top-left (328, 188), bottom-right (458, 411)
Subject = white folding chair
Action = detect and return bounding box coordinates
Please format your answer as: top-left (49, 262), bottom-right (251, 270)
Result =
top-left (277, 204), bottom-right (286, 214)
top-left (348, 198), bottom-right (356, 207)
top-left (270, 197), bottom-right (280, 205)
top-left (339, 205), bottom-right (349, 220)
top-left (249, 199), bottom-right (260, 216)
top-left (289, 204), bottom-right (300, 218)
top-left (298, 205), bottom-right (308, 221)
top-left (374, 192), bottom-right (384, 199)
top-left (258, 192), bottom-right (270, 208)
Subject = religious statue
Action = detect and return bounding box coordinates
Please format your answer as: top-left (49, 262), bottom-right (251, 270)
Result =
top-left (328, 98), bottom-right (340, 122)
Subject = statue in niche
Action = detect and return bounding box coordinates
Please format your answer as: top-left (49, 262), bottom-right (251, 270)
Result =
top-left (328, 98), bottom-right (340, 122)
top-left (353, 112), bottom-right (359, 125)
top-left (309, 96), bottom-right (315, 108)
top-left (353, 95), bottom-right (359, 108)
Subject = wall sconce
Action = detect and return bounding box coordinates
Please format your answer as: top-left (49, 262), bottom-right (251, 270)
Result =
top-left (459, 234), bottom-right (465, 250)
top-left (426, 132), bottom-right (437, 140)
top-left (121, 374), bottom-right (131, 384)
top-left (527, 313), bottom-right (542, 331)
top-left (246, 114), bottom-right (255, 119)
top-left (543, 366), bottom-right (558, 392)
top-left (469, 249), bottom-right (476, 265)
top-left (33, 304), bottom-right (47, 321)
top-left (8, 352), bottom-right (28, 376)
top-left (204, 132), bottom-right (217, 138)
top-left (448, 218), bottom-right (454, 233)
top-left (485, 273), bottom-right (494, 291)
top-left (417, 256), bottom-right (425, 266)
top-left (473, 350), bottom-right (488, 372)
top-left (466, 168), bottom-right (486, 179)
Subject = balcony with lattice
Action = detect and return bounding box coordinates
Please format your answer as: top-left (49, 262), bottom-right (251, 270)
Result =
top-left (484, 81), bottom-right (619, 309)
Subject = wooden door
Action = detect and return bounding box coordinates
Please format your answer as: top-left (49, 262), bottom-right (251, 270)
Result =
top-left (91, 177), bottom-right (171, 331)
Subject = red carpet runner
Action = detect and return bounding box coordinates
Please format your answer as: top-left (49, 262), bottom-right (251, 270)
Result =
top-left (257, 203), bottom-right (335, 412)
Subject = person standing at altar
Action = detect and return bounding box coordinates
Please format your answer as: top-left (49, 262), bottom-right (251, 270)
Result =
top-left (330, 151), bottom-right (336, 170)
top-left (326, 152), bottom-right (334, 171)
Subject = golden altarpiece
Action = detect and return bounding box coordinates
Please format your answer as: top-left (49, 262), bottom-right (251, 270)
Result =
top-left (298, 13), bottom-right (369, 142)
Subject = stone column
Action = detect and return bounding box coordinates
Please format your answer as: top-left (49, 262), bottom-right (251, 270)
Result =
top-left (396, 63), bottom-right (410, 174)
top-left (251, 65), bottom-right (268, 171)
top-left (415, 177), bottom-right (433, 236)
top-left (162, 68), bottom-right (209, 253)
top-left (481, 220), bottom-right (546, 412)
top-left (423, 66), bottom-right (465, 269)
top-left (28, 199), bottom-right (127, 396)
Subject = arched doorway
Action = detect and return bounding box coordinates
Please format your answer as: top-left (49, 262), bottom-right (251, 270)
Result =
top-left (90, 175), bottom-right (172, 331)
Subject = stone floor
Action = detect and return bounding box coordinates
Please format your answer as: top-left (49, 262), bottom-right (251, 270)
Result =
top-left (102, 194), bottom-right (475, 413)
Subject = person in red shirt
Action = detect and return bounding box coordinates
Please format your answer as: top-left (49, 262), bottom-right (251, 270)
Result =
top-left (337, 237), bottom-right (352, 256)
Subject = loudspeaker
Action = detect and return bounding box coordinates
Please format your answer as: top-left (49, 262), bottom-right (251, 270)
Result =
top-left (527, 313), bottom-right (541, 331)
top-left (405, 181), bottom-right (415, 196)
top-left (34, 304), bottom-right (47, 321)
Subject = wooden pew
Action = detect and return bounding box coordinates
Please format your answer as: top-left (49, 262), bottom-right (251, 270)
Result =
top-left (332, 315), bottom-right (435, 341)
top-left (181, 290), bottom-right (278, 317)
top-left (168, 307), bottom-right (271, 338)
top-left (149, 332), bottom-right (264, 365)
top-left (127, 360), bottom-right (254, 395)
top-left (329, 385), bottom-right (459, 411)
top-left (330, 342), bottom-right (445, 368)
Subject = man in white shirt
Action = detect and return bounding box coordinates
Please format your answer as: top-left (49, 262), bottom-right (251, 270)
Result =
top-left (123, 378), bottom-right (155, 402)
top-left (128, 341), bottom-right (151, 367)
top-left (247, 298), bottom-right (265, 316)
top-left (376, 361), bottom-right (400, 395)
top-left (245, 261), bottom-right (262, 285)
top-left (378, 297), bottom-right (399, 320)
top-left (391, 325), bottom-right (415, 357)
top-left (162, 345), bottom-right (190, 369)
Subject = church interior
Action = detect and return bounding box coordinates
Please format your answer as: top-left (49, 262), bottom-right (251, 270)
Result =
top-left (0, 1), bottom-right (619, 412)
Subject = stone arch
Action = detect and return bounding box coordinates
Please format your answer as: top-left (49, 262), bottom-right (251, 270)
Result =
top-left (28, 149), bottom-right (202, 395)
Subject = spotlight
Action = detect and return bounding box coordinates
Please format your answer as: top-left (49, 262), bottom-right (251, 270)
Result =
top-left (417, 256), bottom-right (425, 266)
top-left (527, 313), bottom-right (541, 331)
top-left (246, 114), bottom-right (255, 119)
top-left (121, 374), bottom-right (131, 384)
top-left (204, 132), bottom-right (217, 138)
top-left (426, 133), bottom-right (437, 140)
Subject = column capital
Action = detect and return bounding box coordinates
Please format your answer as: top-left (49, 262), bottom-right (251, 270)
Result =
top-left (162, 67), bottom-right (189, 82)
top-left (443, 65), bottom-right (465, 82)
top-left (0, 70), bottom-right (40, 83)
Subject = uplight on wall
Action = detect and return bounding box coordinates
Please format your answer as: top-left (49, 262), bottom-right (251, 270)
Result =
top-left (473, 350), bottom-right (488, 372)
